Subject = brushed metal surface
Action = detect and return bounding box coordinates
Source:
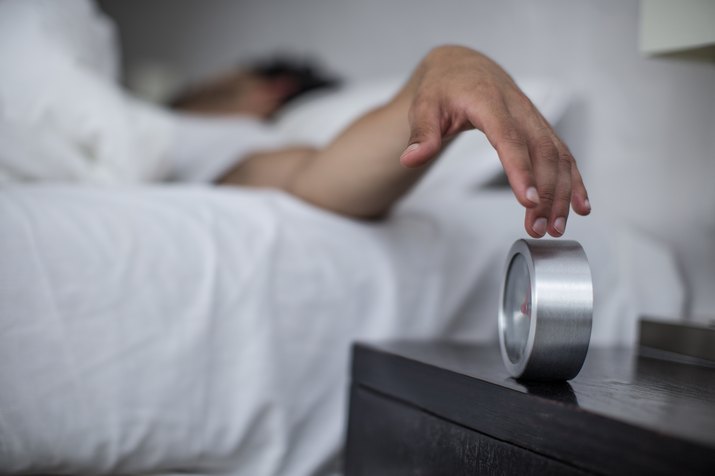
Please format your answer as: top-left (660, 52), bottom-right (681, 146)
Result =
top-left (498, 239), bottom-right (593, 381)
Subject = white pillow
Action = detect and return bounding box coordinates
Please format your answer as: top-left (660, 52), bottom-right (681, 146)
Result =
top-left (165, 113), bottom-right (292, 183)
top-left (0, 0), bottom-right (173, 184)
top-left (275, 76), bottom-right (571, 195)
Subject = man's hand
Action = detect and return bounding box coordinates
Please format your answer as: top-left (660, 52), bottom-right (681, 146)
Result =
top-left (399, 45), bottom-right (591, 237)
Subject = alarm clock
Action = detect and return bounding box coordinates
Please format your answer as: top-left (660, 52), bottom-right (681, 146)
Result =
top-left (498, 239), bottom-right (593, 381)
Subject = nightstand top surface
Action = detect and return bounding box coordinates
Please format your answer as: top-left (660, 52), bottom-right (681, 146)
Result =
top-left (352, 341), bottom-right (715, 450)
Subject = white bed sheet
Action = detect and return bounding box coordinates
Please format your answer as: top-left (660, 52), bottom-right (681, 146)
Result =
top-left (0, 185), bottom-right (683, 475)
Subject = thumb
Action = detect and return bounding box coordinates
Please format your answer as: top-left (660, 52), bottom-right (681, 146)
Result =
top-left (400, 112), bottom-right (443, 168)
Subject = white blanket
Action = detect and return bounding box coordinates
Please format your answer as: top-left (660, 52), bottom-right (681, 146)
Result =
top-left (0, 185), bottom-right (683, 475)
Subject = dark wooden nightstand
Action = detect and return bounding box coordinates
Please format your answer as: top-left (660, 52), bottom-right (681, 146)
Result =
top-left (345, 342), bottom-right (715, 475)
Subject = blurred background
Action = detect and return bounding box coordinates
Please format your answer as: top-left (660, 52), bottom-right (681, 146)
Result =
top-left (99, 0), bottom-right (715, 320)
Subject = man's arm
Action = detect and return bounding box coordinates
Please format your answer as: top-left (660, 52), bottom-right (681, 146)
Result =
top-left (219, 45), bottom-right (591, 237)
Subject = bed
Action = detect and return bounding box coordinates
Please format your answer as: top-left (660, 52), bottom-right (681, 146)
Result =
top-left (0, 182), bottom-right (684, 475)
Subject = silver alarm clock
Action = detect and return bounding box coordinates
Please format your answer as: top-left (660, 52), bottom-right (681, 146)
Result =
top-left (498, 239), bottom-right (593, 381)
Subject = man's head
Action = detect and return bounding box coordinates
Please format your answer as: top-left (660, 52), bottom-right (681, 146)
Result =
top-left (169, 57), bottom-right (340, 119)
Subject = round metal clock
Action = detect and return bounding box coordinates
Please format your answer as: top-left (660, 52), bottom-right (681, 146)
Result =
top-left (498, 239), bottom-right (593, 381)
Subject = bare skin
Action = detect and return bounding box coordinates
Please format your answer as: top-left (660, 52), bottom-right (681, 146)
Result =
top-left (173, 71), bottom-right (299, 119)
top-left (218, 45), bottom-right (591, 237)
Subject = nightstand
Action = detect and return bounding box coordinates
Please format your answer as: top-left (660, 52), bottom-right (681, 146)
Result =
top-left (345, 342), bottom-right (715, 475)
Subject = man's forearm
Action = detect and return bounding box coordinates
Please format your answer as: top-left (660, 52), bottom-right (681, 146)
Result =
top-left (284, 84), bottom-right (429, 219)
top-left (218, 76), bottom-right (426, 219)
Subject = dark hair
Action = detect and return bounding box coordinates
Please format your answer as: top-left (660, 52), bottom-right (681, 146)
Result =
top-left (248, 56), bottom-right (341, 106)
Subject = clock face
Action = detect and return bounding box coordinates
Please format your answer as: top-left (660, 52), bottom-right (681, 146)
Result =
top-left (502, 253), bottom-right (532, 365)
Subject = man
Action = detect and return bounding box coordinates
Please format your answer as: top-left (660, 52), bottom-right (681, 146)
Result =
top-left (181, 46), bottom-right (591, 238)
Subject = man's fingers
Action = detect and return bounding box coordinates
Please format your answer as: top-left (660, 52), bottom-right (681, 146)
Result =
top-left (475, 107), bottom-right (539, 209)
top-left (524, 208), bottom-right (546, 239)
top-left (400, 100), bottom-right (443, 168)
top-left (570, 162), bottom-right (591, 216)
top-left (547, 144), bottom-right (573, 237)
top-left (523, 133), bottom-right (560, 236)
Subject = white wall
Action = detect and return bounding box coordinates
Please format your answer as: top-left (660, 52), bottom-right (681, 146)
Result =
top-left (100, 0), bottom-right (715, 318)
